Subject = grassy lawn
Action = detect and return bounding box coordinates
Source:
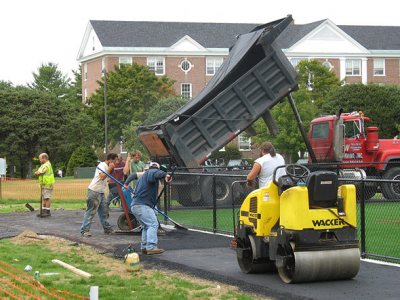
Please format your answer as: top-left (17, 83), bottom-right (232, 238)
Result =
top-left (0, 233), bottom-right (260, 300)
top-left (362, 202), bottom-right (400, 259)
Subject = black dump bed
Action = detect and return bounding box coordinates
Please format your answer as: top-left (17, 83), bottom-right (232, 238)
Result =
top-left (138, 15), bottom-right (297, 168)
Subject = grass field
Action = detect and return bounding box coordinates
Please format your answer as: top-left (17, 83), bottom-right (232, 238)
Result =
top-left (0, 178), bottom-right (91, 201)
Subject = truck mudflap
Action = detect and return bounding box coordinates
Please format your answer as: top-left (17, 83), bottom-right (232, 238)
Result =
top-left (138, 15), bottom-right (297, 168)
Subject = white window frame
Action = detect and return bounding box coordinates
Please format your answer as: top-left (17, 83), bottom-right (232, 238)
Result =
top-left (84, 88), bottom-right (89, 105)
top-left (345, 59), bottom-right (361, 76)
top-left (206, 57), bottom-right (223, 76)
top-left (147, 57), bottom-right (165, 75)
top-left (181, 83), bottom-right (192, 99)
top-left (238, 133), bottom-right (251, 151)
top-left (373, 58), bottom-right (385, 76)
top-left (101, 58), bottom-right (106, 76)
top-left (120, 143), bottom-right (127, 154)
top-left (119, 56), bottom-right (132, 67)
top-left (180, 59), bottom-right (193, 74)
top-left (83, 63), bottom-right (87, 81)
top-left (322, 60), bottom-right (333, 71)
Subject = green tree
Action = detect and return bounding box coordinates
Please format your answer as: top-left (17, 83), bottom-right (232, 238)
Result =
top-left (66, 145), bottom-right (98, 176)
top-left (0, 86), bottom-right (100, 178)
top-left (253, 59), bottom-right (341, 161)
top-left (89, 63), bottom-right (175, 147)
top-left (324, 84), bottom-right (400, 138)
top-left (0, 80), bottom-right (13, 90)
top-left (29, 62), bottom-right (71, 97)
top-left (144, 96), bottom-right (188, 125)
top-left (122, 96), bottom-right (187, 158)
top-left (67, 66), bottom-right (83, 104)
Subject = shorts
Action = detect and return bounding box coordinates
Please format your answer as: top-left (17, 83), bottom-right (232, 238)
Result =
top-left (42, 188), bottom-right (53, 199)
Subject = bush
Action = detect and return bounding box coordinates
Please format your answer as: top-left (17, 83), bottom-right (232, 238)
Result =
top-left (66, 146), bottom-right (98, 176)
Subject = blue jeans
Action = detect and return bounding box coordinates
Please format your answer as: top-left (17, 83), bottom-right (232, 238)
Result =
top-left (106, 183), bottom-right (119, 206)
top-left (81, 189), bottom-right (112, 233)
top-left (131, 204), bottom-right (158, 250)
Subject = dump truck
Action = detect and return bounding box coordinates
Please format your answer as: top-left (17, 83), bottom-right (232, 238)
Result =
top-left (138, 16), bottom-right (299, 206)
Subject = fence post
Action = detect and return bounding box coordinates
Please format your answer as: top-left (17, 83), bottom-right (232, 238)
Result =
top-left (212, 174), bottom-right (217, 233)
top-left (360, 176), bottom-right (366, 258)
top-left (163, 182), bottom-right (168, 223)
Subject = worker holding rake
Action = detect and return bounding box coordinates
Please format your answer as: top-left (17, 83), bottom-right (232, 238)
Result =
top-left (124, 162), bottom-right (172, 255)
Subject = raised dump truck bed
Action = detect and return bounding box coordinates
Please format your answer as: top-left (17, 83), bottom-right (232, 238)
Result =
top-left (138, 15), bottom-right (297, 168)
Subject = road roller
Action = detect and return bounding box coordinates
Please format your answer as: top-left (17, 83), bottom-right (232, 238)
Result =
top-left (233, 164), bottom-right (360, 283)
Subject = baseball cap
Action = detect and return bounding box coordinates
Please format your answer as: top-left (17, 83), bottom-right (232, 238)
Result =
top-left (149, 162), bottom-right (160, 169)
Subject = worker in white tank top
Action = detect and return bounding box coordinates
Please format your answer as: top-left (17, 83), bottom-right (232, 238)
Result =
top-left (247, 142), bottom-right (285, 188)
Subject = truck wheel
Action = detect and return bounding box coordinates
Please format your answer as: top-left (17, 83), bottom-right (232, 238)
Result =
top-left (176, 187), bottom-right (204, 207)
top-left (237, 235), bottom-right (275, 274)
top-left (201, 177), bottom-right (244, 207)
top-left (171, 175), bottom-right (204, 207)
top-left (355, 178), bottom-right (377, 201)
top-left (382, 167), bottom-right (400, 200)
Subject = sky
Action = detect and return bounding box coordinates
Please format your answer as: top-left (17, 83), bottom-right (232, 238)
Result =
top-left (2, 0), bottom-right (400, 86)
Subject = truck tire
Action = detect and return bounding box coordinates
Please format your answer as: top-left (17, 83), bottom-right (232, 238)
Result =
top-left (176, 187), bottom-right (204, 207)
top-left (355, 177), bottom-right (378, 201)
top-left (382, 167), bottom-right (400, 200)
top-left (171, 175), bottom-right (205, 207)
top-left (200, 176), bottom-right (244, 207)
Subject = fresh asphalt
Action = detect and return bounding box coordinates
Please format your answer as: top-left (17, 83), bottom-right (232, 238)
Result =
top-left (0, 209), bottom-right (399, 300)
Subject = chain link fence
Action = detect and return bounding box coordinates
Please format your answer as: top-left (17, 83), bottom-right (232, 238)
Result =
top-left (159, 165), bottom-right (400, 265)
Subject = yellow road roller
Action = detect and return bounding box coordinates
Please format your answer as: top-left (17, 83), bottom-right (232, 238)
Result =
top-left (233, 164), bottom-right (360, 283)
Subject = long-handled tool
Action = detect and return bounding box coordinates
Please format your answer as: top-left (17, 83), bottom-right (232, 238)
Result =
top-left (97, 167), bottom-right (187, 230)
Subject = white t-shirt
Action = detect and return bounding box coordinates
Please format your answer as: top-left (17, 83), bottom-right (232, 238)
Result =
top-left (88, 162), bottom-right (108, 193)
top-left (255, 153), bottom-right (285, 188)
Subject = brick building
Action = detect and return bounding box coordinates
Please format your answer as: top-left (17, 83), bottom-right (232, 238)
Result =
top-left (77, 18), bottom-right (400, 159)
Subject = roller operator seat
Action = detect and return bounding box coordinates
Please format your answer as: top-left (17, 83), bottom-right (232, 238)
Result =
top-left (306, 171), bottom-right (339, 208)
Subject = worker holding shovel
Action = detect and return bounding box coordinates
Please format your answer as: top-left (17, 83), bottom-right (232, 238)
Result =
top-left (124, 162), bottom-right (172, 255)
top-left (34, 153), bottom-right (55, 217)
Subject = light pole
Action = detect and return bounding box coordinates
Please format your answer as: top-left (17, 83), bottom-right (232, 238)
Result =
top-left (102, 68), bottom-right (108, 154)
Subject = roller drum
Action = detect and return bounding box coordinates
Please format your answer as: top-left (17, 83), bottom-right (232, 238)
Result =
top-left (278, 247), bottom-right (360, 283)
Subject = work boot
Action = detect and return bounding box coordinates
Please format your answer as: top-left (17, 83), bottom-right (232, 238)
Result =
top-left (145, 247), bottom-right (165, 255)
top-left (37, 209), bottom-right (50, 218)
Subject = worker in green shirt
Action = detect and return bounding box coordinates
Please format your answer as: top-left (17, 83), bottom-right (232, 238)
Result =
top-left (123, 150), bottom-right (145, 188)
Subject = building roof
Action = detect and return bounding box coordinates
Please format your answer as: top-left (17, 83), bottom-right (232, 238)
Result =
top-left (339, 25), bottom-right (400, 50)
top-left (90, 20), bottom-right (259, 48)
top-left (88, 19), bottom-right (400, 52)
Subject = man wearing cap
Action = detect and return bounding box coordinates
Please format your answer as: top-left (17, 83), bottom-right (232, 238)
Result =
top-left (124, 162), bottom-right (171, 255)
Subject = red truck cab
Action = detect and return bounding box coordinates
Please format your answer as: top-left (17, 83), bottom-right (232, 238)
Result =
top-left (309, 111), bottom-right (400, 199)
